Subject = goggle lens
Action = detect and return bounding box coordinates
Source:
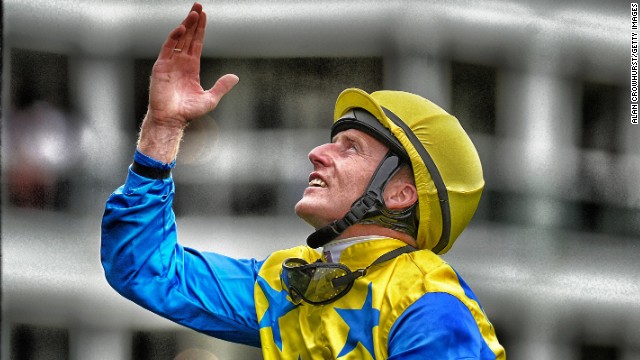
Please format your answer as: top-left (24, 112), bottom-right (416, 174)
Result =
top-left (281, 258), bottom-right (352, 305)
top-left (279, 246), bottom-right (415, 306)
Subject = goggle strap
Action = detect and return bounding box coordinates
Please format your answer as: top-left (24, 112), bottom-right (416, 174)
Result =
top-left (330, 245), bottom-right (416, 289)
top-left (370, 245), bottom-right (416, 266)
top-left (332, 269), bottom-right (366, 289)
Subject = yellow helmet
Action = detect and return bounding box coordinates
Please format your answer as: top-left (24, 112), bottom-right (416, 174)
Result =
top-left (330, 88), bottom-right (484, 254)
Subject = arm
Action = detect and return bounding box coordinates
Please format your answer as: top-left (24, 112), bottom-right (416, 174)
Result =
top-left (101, 3), bottom-right (257, 345)
top-left (102, 152), bottom-right (262, 346)
top-left (387, 292), bottom-right (497, 359)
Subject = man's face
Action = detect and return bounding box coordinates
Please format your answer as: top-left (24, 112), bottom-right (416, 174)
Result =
top-left (295, 128), bottom-right (389, 229)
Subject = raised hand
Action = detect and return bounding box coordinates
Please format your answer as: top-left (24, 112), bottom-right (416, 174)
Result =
top-left (138, 2), bottom-right (239, 163)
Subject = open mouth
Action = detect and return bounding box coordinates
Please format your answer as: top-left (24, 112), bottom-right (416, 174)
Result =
top-left (309, 178), bottom-right (327, 188)
top-left (308, 174), bottom-right (327, 188)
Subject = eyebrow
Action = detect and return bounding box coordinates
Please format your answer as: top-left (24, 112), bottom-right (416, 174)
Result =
top-left (333, 130), bottom-right (366, 143)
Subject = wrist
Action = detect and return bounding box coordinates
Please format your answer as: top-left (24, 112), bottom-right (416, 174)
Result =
top-left (134, 149), bottom-right (176, 168)
top-left (131, 149), bottom-right (175, 179)
top-left (137, 113), bottom-right (185, 164)
top-left (142, 109), bottom-right (187, 130)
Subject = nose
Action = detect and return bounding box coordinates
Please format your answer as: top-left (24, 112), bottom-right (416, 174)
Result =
top-left (308, 142), bottom-right (333, 168)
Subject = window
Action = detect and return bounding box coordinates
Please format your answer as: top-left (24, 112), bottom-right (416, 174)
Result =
top-left (8, 49), bottom-right (75, 210)
top-left (11, 324), bottom-right (69, 360)
top-left (451, 62), bottom-right (497, 134)
top-left (579, 343), bottom-right (620, 360)
top-left (132, 330), bottom-right (178, 360)
top-left (581, 82), bottom-right (623, 153)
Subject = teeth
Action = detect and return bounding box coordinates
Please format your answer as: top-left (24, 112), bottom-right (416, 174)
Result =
top-left (309, 178), bottom-right (326, 188)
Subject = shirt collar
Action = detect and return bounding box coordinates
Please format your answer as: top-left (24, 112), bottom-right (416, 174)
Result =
top-left (323, 237), bottom-right (411, 269)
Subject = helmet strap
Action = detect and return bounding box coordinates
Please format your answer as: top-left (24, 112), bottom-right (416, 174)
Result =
top-left (306, 152), bottom-right (415, 248)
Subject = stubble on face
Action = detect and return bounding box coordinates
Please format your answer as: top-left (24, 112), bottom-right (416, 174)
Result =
top-left (294, 129), bottom-right (389, 229)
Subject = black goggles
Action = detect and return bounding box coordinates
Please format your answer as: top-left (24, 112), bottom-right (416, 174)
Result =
top-left (280, 245), bottom-right (416, 305)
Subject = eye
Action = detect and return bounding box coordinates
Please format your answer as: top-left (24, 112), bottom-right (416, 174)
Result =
top-left (332, 133), bottom-right (362, 154)
top-left (344, 138), bottom-right (362, 154)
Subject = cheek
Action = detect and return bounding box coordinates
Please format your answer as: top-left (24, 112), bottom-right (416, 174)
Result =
top-left (343, 178), bottom-right (365, 197)
top-left (344, 163), bottom-right (377, 194)
top-left (334, 173), bottom-right (372, 210)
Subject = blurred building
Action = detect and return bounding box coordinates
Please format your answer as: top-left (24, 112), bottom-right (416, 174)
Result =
top-left (2, 1), bottom-right (638, 359)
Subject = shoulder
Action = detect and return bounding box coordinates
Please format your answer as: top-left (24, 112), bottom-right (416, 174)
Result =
top-left (375, 250), bottom-right (477, 340)
top-left (387, 292), bottom-right (493, 359)
top-left (256, 245), bottom-right (322, 283)
top-left (390, 292), bottom-right (476, 337)
top-left (265, 245), bottom-right (322, 265)
top-left (384, 249), bottom-right (462, 297)
top-left (384, 252), bottom-right (503, 359)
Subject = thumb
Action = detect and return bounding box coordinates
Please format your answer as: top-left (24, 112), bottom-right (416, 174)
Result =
top-left (208, 74), bottom-right (240, 101)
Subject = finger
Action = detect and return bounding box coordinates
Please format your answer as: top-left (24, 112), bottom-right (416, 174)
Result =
top-left (207, 74), bottom-right (240, 105)
top-left (190, 2), bottom-right (203, 14)
top-left (174, 13), bottom-right (198, 51)
top-left (159, 25), bottom-right (186, 59)
top-left (189, 10), bottom-right (207, 57)
top-left (177, 11), bottom-right (201, 53)
top-left (175, 4), bottom-right (202, 50)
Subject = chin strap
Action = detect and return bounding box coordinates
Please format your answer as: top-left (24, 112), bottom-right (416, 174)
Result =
top-left (307, 152), bottom-right (407, 249)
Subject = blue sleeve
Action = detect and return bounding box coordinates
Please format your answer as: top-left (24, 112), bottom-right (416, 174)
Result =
top-left (101, 155), bottom-right (262, 347)
top-left (387, 292), bottom-right (497, 359)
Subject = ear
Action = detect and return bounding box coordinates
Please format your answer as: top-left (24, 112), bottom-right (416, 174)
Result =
top-left (383, 180), bottom-right (418, 210)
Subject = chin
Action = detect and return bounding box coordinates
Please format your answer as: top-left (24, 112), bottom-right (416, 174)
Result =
top-left (294, 200), bottom-right (329, 230)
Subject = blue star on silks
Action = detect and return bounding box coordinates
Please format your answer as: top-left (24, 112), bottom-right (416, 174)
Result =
top-left (335, 282), bottom-right (380, 359)
top-left (257, 276), bottom-right (297, 351)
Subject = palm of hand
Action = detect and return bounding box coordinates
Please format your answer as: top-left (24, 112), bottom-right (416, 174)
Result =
top-left (148, 57), bottom-right (211, 128)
